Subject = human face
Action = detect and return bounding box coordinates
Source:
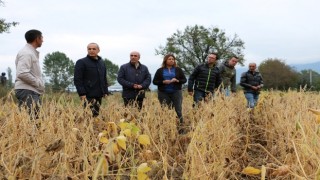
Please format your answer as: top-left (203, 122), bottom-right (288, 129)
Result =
top-left (166, 56), bottom-right (175, 67)
top-left (87, 43), bottom-right (100, 58)
top-left (130, 51), bottom-right (140, 64)
top-left (36, 36), bottom-right (43, 48)
top-left (207, 54), bottom-right (217, 65)
top-left (229, 57), bottom-right (238, 67)
top-left (249, 63), bottom-right (256, 72)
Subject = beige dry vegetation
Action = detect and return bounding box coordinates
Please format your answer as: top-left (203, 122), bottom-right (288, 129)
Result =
top-left (0, 89), bottom-right (320, 179)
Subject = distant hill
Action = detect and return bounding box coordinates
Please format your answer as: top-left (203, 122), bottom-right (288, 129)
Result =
top-left (290, 61), bottom-right (320, 72)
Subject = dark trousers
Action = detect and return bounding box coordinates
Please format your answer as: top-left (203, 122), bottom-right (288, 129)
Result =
top-left (123, 97), bottom-right (144, 110)
top-left (15, 89), bottom-right (41, 119)
top-left (84, 97), bottom-right (102, 117)
top-left (193, 90), bottom-right (214, 107)
top-left (158, 90), bottom-right (183, 123)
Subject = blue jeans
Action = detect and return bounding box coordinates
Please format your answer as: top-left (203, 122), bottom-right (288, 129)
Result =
top-left (158, 90), bottom-right (183, 123)
top-left (193, 90), bottom-right (213, 107)
top-left (221, 87), bottom-right (230, 96)
top-left (244, 93), bottom-right (259, 108)
top-left (15, 89), bottom-right (41, 119)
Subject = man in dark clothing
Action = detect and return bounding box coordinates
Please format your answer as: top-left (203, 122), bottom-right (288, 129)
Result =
top-left (240, 62), bottom-right (264, 108)
top-left (117, 51), bottom-right (151, 110)
top-left (187, 53), bottom-right (222, 107)
top-left (74, 43), bottom-right (109, 117)
top-left (218, 56), bottom-right (238, 96)
top-left (0, 72), bottom-right (7, 87)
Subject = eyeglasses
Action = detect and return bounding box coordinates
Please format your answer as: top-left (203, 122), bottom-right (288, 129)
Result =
top-left (130, 55), bottom-right (138, 57)
top-left (249, 66), bottom-right (256, 67)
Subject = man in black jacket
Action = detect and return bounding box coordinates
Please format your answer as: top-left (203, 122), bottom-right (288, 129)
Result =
top-left (188, 53), bottom-right (222, 107)
top-left (117, 51), bottom-right (151, 110)
top-left (0, 72), bottom-right (7, 87)
top-left (74, 43), bottom-right (109, 117)
top-left (240, 62), bottom-right (264, 109)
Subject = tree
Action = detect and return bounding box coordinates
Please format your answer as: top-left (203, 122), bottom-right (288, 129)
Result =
top-left (6, 67), bottom-right (13, 88)
top-left (0, 1), bottom-right (18, 33)
top-left (155, 25), bottom-right (245, 75)
top-left (43, 51), bottom-right (74, 92)
top-left (299, 70), bottom-right (320, 91)
top-left (104, 58), bottom-right (119, 86)
top-left (259, 58), bottom-right (300, 90)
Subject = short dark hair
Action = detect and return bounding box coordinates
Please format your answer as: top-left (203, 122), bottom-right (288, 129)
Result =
top-left (208, 52), bottom-right (219, 60)
top-left (230, 55), bottom-right (239, 59)
top-left (25, 29), bottom-right (42, 43)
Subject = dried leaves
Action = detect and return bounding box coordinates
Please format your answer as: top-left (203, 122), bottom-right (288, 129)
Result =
top-left (45, 139), bottom-right (65, 152)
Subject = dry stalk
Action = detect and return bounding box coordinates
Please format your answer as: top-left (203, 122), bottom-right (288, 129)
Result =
top-left (1, 154), bottom-right (12, 175)
top-left (292, 140), bottom-right (308, 178)
top-left (194, 145), bottom-right (209, 176)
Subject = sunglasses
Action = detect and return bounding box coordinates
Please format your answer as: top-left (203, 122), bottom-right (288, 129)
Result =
top-left (130, 55), bottom-right (138, 57)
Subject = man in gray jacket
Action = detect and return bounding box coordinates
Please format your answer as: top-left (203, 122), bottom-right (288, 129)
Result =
top-left (117, 51), bottom-right (151, 110)
top-left (15, 29), bottom-right (44, 119)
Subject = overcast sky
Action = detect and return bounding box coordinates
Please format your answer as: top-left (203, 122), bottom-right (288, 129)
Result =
top-left (0, 0), bottom-right (319, 78)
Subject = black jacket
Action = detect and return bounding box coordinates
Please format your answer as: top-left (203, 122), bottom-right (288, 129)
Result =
top-left (240, 70), bottom-right (264, 94)
top-left (74, 55), bottom-right (108, 98)
top-left (117, 62), bottom-right (151, 99)
top-left (153, 67), bottom-right (187, 92)
top-left (188, 63), bottom-right (222, 93)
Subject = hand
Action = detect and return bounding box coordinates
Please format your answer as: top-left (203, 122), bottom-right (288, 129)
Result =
top-left (171, 78), bottom-right (179, 83)
top-left (251, 86), bottom-right (259, 90)
top-left (133, 84), bottom-right (142, 89)
top-left (188, 91), bottom-right (193, 96)
top-left (163, 80), bottom-right (171, 84)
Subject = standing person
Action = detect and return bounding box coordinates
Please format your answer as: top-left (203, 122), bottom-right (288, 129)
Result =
top-left (187, 53), bottom-right (222, 107)
top-left (218, 56), bottom-right (238, 96)
top-left (74, 43), bottom-right (109, 117)
top-left (240, 63), bottom-right (264, 109)
top-left (15, 29), bottom-right (44, 119)
top-left (153, 54), bottom-right (187, 125)
top-left (0, 72), bottom-right (7, 87)
top-left (117, 51), bottom-right (151, 110)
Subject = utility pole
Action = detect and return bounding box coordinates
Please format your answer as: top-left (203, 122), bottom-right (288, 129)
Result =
top-left (310, 69), bottom-right (312, 87)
